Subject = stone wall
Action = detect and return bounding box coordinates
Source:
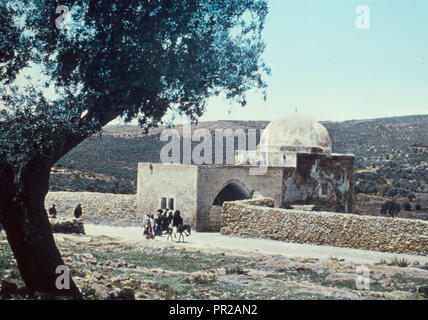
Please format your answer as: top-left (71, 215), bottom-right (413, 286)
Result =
top-left (46, 192), bottom-right (137, 226)
top-left (196, 165), bottom-right (284, 231)
top-left (50, 218), bottom-right (85, 234)
top-left (283, 153), bottom-right (354, 213)
top-left (221, 198), bottom-right (428, 255)
top-left (209, 205), bottom-right (223, 232)
top-left (137, 163), bottom-right (198, 226)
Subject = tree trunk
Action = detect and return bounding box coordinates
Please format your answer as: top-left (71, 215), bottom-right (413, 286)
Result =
top-left (0, 105), bottom-right (120, 299)
top-left (0, 158), bottom-right (82, 299)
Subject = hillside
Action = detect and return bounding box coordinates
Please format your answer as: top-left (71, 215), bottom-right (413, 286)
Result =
top-left (52, 115), bottom-right (428, 201)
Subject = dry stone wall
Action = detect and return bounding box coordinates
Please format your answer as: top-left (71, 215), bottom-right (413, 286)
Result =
top-left (221, 198), bottom-right (428, 255)
top-left (46, 192), bottom-right (138, 226)
top-left (50, 218), bottom-right (85, 234)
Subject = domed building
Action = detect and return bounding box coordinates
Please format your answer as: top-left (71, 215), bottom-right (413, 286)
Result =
top-left (137, 114), bottom-right (355, 231)
top-left (259, 114), bottom-right (332, 154)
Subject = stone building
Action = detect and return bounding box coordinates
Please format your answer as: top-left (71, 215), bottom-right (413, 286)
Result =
top-left (137, 114), bottom-right (354, 231)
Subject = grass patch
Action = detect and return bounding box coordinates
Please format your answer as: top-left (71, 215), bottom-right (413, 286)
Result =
top-left (225, 265), bottom-right (248, 275)
top-left (90, 248), bottom-right (249, 273)
top-left (377, 257), bottom-right (410, 267)
top-left (0, 238), bottom-right (25, 288)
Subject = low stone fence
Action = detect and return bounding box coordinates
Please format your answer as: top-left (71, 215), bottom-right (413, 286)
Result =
top-left (50, 218), bottom-right (85, 234)
top-left (221, 197), bottom-right (428, 256)
top-left (45, 192), bottom-right (138, 226)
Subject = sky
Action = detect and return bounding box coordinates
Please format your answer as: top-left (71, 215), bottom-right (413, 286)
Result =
top-left (7, 0), bottom-right (428, 124)
top-left (198, 0), bottom-right (428, 122)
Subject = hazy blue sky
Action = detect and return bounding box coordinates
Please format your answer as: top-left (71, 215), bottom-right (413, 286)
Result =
top-left (10, 1), bottom-right (427, 124)
top-left (199, 0), bottom-right (428, 122)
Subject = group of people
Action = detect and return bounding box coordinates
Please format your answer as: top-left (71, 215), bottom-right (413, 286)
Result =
top-left (0, 204), bottom-right (83, 234)
top-left (143, 209), bottom-right (183, 240)
top-left (48, 203), bottom-right (83, 219)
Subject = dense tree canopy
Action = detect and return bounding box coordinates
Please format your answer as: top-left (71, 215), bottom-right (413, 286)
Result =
top-left (0, 0), bottom-right (269, 298)
top-left (1, 0), bottom-right (269, 167)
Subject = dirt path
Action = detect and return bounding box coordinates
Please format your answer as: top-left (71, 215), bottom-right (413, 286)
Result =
top-left (85, 224), bottom-right (428, 265)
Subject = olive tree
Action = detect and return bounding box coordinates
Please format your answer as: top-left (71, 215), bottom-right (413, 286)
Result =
top-left (0, 0), bottom-right (269, 298)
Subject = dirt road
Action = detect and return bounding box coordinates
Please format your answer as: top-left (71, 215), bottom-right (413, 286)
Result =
top-left (85, 224), bottom-right (428, 265)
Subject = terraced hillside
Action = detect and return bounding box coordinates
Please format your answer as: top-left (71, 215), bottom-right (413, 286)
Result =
top-left (52, 115), bottom-right (428, 205)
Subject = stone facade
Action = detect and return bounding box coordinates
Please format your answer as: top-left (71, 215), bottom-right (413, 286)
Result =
top-left (282, 153), bottom-right (354, 212)
top-left (137, 163), bottom-right (284, 231)
top-left (137, 115), bottom-right (355, 232)
top-left (137, 163), bottom-right (198, 225)
top-left (137, 154), bottom-right (353, 232)
top-left (209, 205), bottom-right (223, 232)
top-left (221, 198), bottom-right (428, 255)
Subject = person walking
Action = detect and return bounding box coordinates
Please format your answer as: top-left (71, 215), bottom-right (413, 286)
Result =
top-left (143, 214), bottom-right (155, 239)
top-left (161, 210), bottom-right (170, 234)
top-left (172, 210), bottom-right (183, 239)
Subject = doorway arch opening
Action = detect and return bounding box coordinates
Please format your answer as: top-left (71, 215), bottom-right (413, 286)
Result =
top-left (209, 181), bottom-right (251, 232)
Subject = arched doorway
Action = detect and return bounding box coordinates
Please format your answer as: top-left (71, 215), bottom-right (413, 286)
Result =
top-left (209, 181), bottom-right (251, 231)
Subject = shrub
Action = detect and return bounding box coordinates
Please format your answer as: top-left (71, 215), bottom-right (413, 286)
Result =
top-left (381, 201), bottom-right (401, 217)
top-left (382, 185), bottom-right (398, 198)
top-left (401, 202), bottom-right (411, 211)
top-left (407, 192), bottom-right (416, 202)
top-left (355, 180), bottom-right (379, 194)
top-left (225, 266), bottom-right (248, 275)
top-left (388, 257), bottom-right (409, 267)
top-left (415, 204), bottom-right (422, 211)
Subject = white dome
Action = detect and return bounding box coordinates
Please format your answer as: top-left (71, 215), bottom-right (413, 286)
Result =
top-left (259, 114), bottom-right (332, 154)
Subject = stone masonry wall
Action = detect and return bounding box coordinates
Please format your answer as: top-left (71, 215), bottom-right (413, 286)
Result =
top-left (209, 205), bottom-right (223, 232)
top-left (137, 163), bottom-right (198, 227)
top-left (46, 192), bottom-right (137, 226)
top-left (221, 198), bottom-right (428, 255)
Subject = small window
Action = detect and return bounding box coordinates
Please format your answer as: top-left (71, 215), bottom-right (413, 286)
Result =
top-left (168, 198), bottom-right (174, 210)
top-left (321, 183), bottom-right (328, 196)
top-left (161, 197), bottom-right (167, 209)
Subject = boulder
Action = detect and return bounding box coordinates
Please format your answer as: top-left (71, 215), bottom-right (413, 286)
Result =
top-left (107, 287), bottom-right (135, 300)
top-left (50, 218), bottom-right (85, 234)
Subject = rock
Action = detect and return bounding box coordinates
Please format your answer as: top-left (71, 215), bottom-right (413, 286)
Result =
top-left (0, 280), bottom-right (18, 296)
top-left (82, 287), bottom-right (97, 299)
top-left (326, 272), bottom-right (355, 283)
top-left (83, 253), bottom-right (93, 259)
top-left (107, 287), bottom-right (135, 300)
top-left (50, 218), bottom-right (85, 234)
top-left (105, 260), bottom-right (114, 267)
top-left (251, 192), bottom-right (265, 199)
top-left (417, 285), bottom-right (428, 298)
top-left (116, 262), bottom-right (127, 268)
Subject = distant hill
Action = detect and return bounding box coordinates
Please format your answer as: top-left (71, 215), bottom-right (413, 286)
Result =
top-left (52, 115), bottom-right (428, 196)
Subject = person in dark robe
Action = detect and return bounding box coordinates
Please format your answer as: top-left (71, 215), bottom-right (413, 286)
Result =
top-left (161, 210), bottom-right (169, 234)
top-left (167, 210), bottom-right (174, 225)
top-left (155, 209), bottom-right (163, 235)
top-left (172, 210), bottom-right (183, 239)
top-left (48, 204), bottom-right (57, 219)
top-left (74, 203), bottom-right (83, 219)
